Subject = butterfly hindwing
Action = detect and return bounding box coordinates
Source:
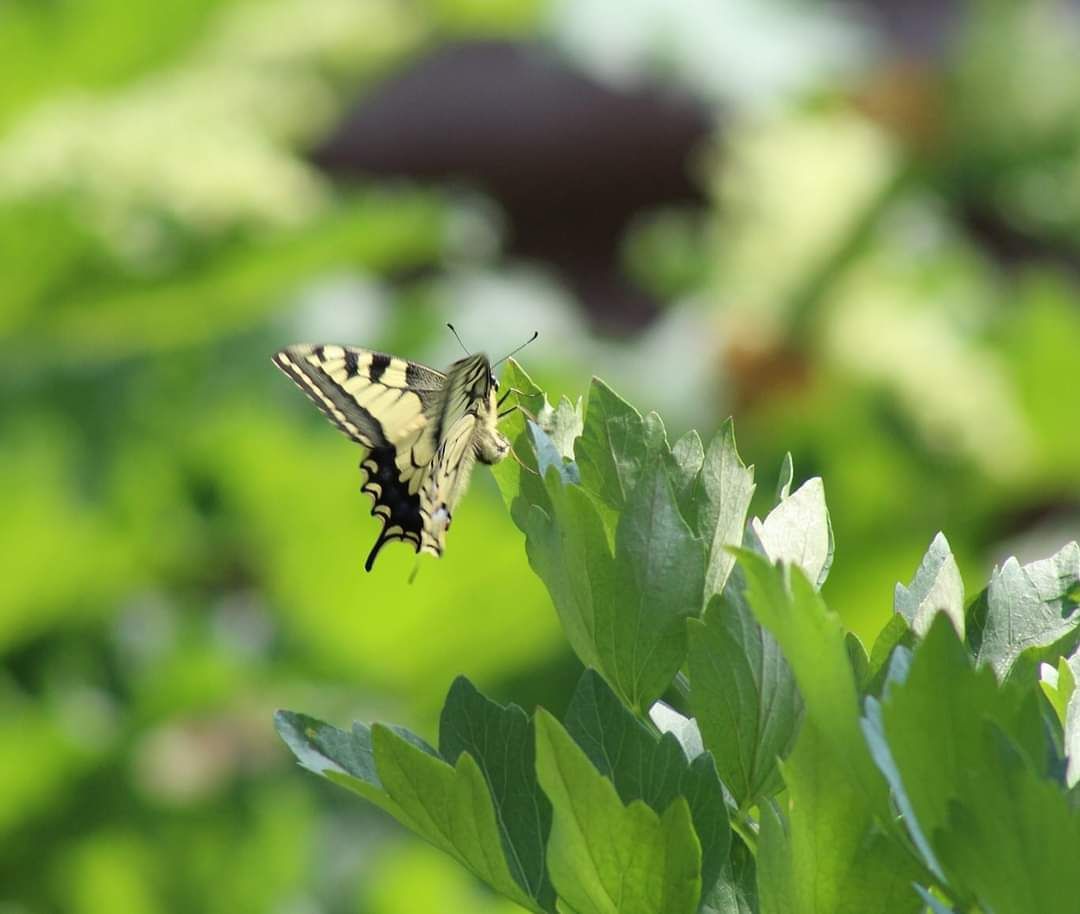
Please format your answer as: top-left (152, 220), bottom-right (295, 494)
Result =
top-left (272, 344), bottom-right (509, 570)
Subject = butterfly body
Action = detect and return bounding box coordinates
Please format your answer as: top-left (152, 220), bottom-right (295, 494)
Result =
top-left (272, 344), bottom-right (509, 570)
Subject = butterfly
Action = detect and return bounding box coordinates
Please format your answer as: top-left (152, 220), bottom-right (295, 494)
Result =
top-left (272, 331), bottom-right (534, 571)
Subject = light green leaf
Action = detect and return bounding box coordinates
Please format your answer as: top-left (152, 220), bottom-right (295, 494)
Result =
top-left (372, 724), bottom-right (543, 912)
top-left (563, 670), bottom-right (730, 893)
top-left (687, 590), bottom-right (802, 809)
top-left (781, 721), bottom-right (924, 914)
top-left (874, 615), bottom-right (1075, 913)
top-left (894, 532), bottom-right (965, 638)
top-left (735, 550), bottom-right (886, 811)
top-left (968, 541), bottom-right (1080, 678)
top-left (750, 478), bottom-right (833, 588)
top-left (1065, 648), bottom-right (1080, 788)
top-left (1038, 654), bottom-right (1076, 730)
top-left (694, 419), bottom-right (757, 601)
top-left (535, 710), bottom-right (702, 914)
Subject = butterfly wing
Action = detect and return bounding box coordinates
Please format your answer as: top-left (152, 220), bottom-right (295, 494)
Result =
top-left (272, 344), bottom-right (447, 569)
top-left (417, 355), bottom-right (496, 558)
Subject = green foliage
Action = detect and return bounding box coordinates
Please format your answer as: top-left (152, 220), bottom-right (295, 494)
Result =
top-left (280, 368), bottom-right (1080, 913)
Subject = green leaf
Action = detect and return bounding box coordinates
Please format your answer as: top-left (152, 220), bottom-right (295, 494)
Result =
top-left (273, 711), bottom-right (413, 824)
top-left (530, 422), bottom-right (580, 485)
top-left (894, 532), bottom-right (965, 638)
top-left (968, 541), bottom-right (1080, 679)
top-left (873, 615), bottom-right (1075, 912)
top-left (276, 685), bottom-right (556, 914)
top-left (648, 701), bottom-right (704, 760)
top-left (563, 670), bottom-right (730, 893)
top-left (693, 420), bottom-right (757, 601)
top-left (775, 453), bottom-right (794, 501)
top-left (1038, 654), bottom-right (1076, 728)
top-left (538, 396), bottom-right (584, 461)
top-left (522, 480), bottom-right (608, 672)
top-left (932, 729), bottom-right (1080, 914)
top-left (913, 887), bottom-right (956, 914)
top-left (603, 461), bottom-right (706, 710)
top-left (439, 677), bottom-right (555, 911)
top-left (687, 590), bottom-right (802, 809)
top-left (845, 632), bottom-right (869, 687)
top-left (756, 799), bottom-right (795, 914)
top-left (750, 478), bottom-right (833, 588)
top-left (864, 613), bottom-right (914, 694)
top-left (700, 836), bottom-right (758, 914)
top-left (779, 721), bottom-right (924, 914)
top-left (534, 710), bottom-right (702, 914)
top-left (371, 723), bottom-right (543, 911)
top-left (575, 378), bottom-right (654, 512)
top-left (492, 358), bottom-right (551, 526)
top-left (669, 429), bottom-right (705, 522)
top-left (735, 550), bottom-right (886, 811)
top-left (1065, 649), bottom-right (1080, 788)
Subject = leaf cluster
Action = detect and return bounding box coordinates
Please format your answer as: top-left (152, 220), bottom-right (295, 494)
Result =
top-left (278, 364), bottom-right (1080, 914)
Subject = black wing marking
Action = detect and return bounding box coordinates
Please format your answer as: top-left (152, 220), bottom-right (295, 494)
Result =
top-left (358, 446), bottom-right (425, 571)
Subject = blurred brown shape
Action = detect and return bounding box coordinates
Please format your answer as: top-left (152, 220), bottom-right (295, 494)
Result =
top-left (313, 40), bottom-right (713, 332)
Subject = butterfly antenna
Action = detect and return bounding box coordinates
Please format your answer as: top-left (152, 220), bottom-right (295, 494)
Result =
top-left (493, 331), bottom-right (539, 368)
top-left (446, 323), bottom-right (470, 355)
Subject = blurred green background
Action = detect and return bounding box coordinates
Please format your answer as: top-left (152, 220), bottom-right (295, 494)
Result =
top-left (2, 0), bottom-right (1079, 910)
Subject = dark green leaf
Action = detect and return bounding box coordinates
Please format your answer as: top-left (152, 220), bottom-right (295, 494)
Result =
top-left (439, 677), bottom-right (555, 911)
top-left (700, 836), bottom-right (758, 914)
top-left (687, 592), bottom-right (802, 809)
top-left (670, 429), bottom-right (705, 522)
top-left (522, 480), bottom-right (608, 672)
top-left (604, 462), bottom-right (706, 710)
top-left (575, 378), bottom-right (654, 512)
